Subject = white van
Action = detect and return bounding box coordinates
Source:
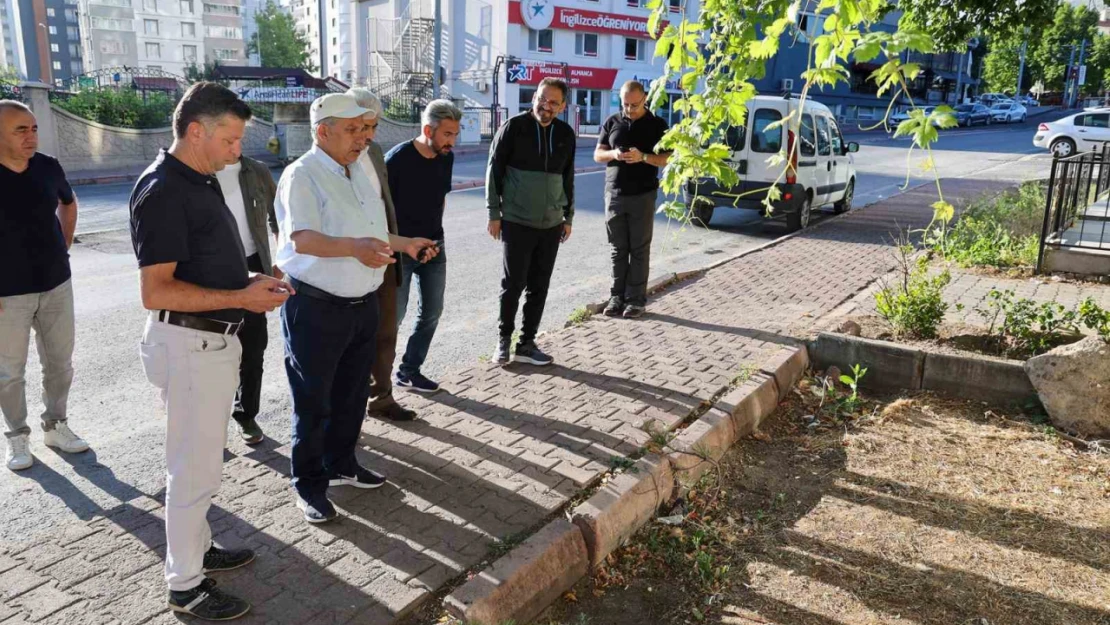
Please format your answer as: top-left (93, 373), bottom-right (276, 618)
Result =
top-left (687, 95), bottom-right (859, 231)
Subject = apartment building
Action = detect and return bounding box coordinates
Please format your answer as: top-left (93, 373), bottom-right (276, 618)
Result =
top-left (289, 0), bottom-right (320, 72)
top-left (82, 0), bottom-right (139, 69)
top-left (203, 0), bottom-right (245, 66)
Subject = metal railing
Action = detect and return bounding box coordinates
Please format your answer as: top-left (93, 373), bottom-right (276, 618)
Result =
top-left (1037, 141), bottom-right (1110, 272)
top-left (464, 106), bottom-right (507, 142)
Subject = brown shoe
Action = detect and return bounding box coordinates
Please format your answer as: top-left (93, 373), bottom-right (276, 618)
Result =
top-left (368, 402), bottom-right (417, 422)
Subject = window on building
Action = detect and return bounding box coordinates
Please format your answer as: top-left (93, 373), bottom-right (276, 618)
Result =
top-left (518, 86), bottom-right (536, 113)
top-left (70, 60), bottom-right (82, 73)
top-left (575, 89), bottom-right (601, 125)
top-left (146, 42), bottom-right (161, 58)
top-left (182, 21), bottom-right (195, 36)
top-left (669, 0), bottom-right (680, 11)
top-left (750, 108), bottom-right (783, 153)
top-left (331, 18), bottom-right (335, 27)
top-left (183, 44), bottom-right (197, 62)
top-left (205, 25), bottom-right (242, 38)
top-left (46, 7), bottom-right (54, 16)
top-left (331, 37), bottom-right (336, 45)
top-left (203, 3), bottom-right (240, 15)
top-left (528, 29), bottom-right (552, 53)
top-left (795, 11), bottom-right (820, 43)
top-left (144, 0), bottom-right (156, 10)
top-left (815, 115), bottom-right (831, 156)
top-left (65, 8), bottom-right (76, 22)
top-left (50, 43), bottom-right (59, 53)
top-left (180, 0), bottom-right (193, 12)
top-left (624, 37), bottom-right (645, 61)
top-left (52, 61), bottom-right (61, 70)
top-left (147, 65), bottom-right (161, 70)
top-left (67, 26), bottom-right (78, 39)
top-left (626, 0), bottom-right (646, 7)
top-left (145, 19), bottom-right (158, 35)
top-left (92, 18), bottom-right (130, 32)
top-left (214, 48), bottom-right (237, 60)
top-left (575, 33), bottom-right (598, 57)
top-left (48, 25), bottom-right (57, 35)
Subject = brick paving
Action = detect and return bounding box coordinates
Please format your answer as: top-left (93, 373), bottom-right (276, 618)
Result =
top-left (0, 179), bottom-right (1008, 625)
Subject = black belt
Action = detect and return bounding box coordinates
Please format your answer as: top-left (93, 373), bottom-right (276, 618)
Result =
top-left (290, 278), bottom-right (375, 307)
top-left (156, 310), bottom-right (243, 336)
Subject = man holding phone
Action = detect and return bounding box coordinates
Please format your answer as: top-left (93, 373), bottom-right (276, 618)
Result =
top-left (382, 100), bottom-right (461, 395)
top-left (594, 80), bottom-right (671, 318)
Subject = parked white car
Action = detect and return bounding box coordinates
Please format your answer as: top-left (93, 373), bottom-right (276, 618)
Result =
top-left (889, 106), bottom-right (936, 126)
top-left (687, 95), bottom-right (859, 232)
top-left (991, 101), bottom-right (1027, 123)
top-left (1033, 110), bottom-right (1110, 157)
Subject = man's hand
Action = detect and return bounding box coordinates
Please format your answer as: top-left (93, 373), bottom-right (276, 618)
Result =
top-left (351, 238), bottom-right (396, 268)
top-left (271, 265), bottom-right (284, 280)
top-left (561, 223), bottom-right (573, 243)
top-left (618, 147), bottom-right (645, 163)
top-left (488, 220), bottom-right (502, 241)
top-left (240, 278), bottom-right (291, 313)
top-left (401, 237), bottom-right (438, 261)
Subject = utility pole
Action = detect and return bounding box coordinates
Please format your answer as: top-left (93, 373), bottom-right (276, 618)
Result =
top-left (1064, 44), bottom-right (1077, 109)
top-left (432, 0), bottom-right (442, 97)
top-left (954, 51), bottom-right (964, 105)
top-left (1075, 38), bottom-right (1088, 108)
top-left (1016, 31), bottom-right (1028, 97)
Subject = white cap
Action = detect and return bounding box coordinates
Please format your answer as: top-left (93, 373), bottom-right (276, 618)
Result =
top-left (310, 93), bottom-right (369, 125)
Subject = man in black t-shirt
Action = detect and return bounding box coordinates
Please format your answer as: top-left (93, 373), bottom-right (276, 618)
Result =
top-left (383, 99), bottom-right (460, 394)
top-left (129, 83), bottom-right (290, 621)
top-left (0, 100), bottom-right (88, 472)
top-left (594, 81), bottom-right (671, 319)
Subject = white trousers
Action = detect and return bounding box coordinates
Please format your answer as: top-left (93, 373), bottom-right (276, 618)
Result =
top-left (140, 316), bottom-right (242, 592)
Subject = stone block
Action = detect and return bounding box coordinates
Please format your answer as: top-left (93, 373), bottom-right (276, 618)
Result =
top-left (1026, 335), bottom-right (1110, 437)
top-left (444, 518), bottom-right (588, 625)
top-left (810, 332), bottom-right (925, 392)
top-left (570, 454), bottom-right (674, 568)
top-left (922, 351), bottom-right (1037, 406)
top-left (646, 273), bottom-right (678, 295)
top-left (668, 408), bottom-right (736, 489)
top-left (717, 372), bottom-right (779, 437)
top-left (759, 346), bottom-right (810, 400)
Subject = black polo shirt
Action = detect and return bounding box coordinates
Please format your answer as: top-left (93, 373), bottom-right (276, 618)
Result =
top-left (598, 111), bottom-right (669, 196)
top-left (129, 150), bottom-right (249, 323)
top-left (385, 140), bottom-right (453, 241)
top-left (0, 154), bottom-right (74, 297)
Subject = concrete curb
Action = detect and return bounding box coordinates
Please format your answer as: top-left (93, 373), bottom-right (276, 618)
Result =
top-left (809, 331), bottom-right (1037, 405)
top-left (443, 346), bottom-right (811, 624)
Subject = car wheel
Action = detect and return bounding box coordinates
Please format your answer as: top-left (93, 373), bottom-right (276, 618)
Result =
top-left (786, 194), bottom-right (812, 232)
top-left (1021, 114), bottom-right (1027, 122)
top-left (688, 197), bottom-right (715, 226)
top-left (1050, 138), bottom-right (1076, 158)
top-left (833, 179), bottom-right (854, 214)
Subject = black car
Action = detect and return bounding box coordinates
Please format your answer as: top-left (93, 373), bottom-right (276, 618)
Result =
top-left (955, 104), bottom-right (992, 127)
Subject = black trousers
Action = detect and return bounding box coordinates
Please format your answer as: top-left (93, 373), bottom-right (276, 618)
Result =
top-left (232, 254), bottom-right (267, 426)
top-left (499, 221), bottom-right (562, 345)
top-left (606, 190), bottom-right (657, 307)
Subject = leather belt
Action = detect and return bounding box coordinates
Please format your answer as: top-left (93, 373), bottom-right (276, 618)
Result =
top-left (290, 278), bottom-right (375, 307)
top-left (155, 310), bottom-right (243, 336)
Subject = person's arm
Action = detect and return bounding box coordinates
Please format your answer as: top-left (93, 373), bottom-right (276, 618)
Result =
top-left (594, 118), bottom-right (619, 164)
top-left (288, 230), bottom-right (394, 268)
top-left (57, 197), bottom-right (77, 250)
top-left (485, 120), bottom-right (512, 226)
top-left (562, 127), bottom-right (575, 232)
top-left (387, 234), bottom-right (438, 261)
top-left (263, 167), bottom-right (279, 236)
top-left (140, 262), bottom-right (289, 314)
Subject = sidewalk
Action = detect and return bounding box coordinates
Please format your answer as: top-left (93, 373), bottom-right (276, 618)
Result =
top-left (0, 178), bottom-right (1010, 625)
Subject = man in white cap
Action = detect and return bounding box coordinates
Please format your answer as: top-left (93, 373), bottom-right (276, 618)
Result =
top-left (275, 93), bottom-right (438, 524)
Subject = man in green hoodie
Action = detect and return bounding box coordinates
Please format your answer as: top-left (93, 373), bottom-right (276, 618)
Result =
top-left (485, 77), bottom-right (576, 366)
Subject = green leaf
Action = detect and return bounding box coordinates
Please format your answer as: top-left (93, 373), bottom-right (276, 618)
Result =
top-left (749, 36), bottom-right (780, 60)
top-left (839, 375), bottom-right (855, 385)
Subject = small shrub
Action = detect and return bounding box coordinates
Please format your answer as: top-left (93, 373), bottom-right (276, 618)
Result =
top-left (53, 88), bottom-right (176, 129)
top-left (927, 181), bottom-right (1045, 269)
top-left (874, 244), bottom-right (950, 339)
top-left (974, 289), bottom-right (1110, 357)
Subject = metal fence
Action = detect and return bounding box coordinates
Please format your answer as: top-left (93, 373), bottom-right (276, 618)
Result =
top-left (1037, 141), bottom-right (1110, 272)
top-left (464, 106), bottom-right (508, 142)
top-left (0, 82), bottom-right (24, 102)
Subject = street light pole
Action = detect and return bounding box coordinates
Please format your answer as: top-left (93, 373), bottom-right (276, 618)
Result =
top-left (432, 0), bottom-right (442, 97)
top-left (38, 23), bottom-right (53, 84)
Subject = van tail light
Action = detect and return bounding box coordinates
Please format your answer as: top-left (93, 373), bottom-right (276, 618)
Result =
top-left (786, 129), bottom-right (797, 186)
top-left (1038, 123), bottom-right (1050, 131)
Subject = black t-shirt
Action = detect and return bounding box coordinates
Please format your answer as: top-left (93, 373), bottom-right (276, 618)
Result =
top-left (598, 111), bottom-right (669, 196)
top-left (384, 140), bottom-right (454, 241)
top-left (129, 150), bottom-right (249, 323)
top-left (0, 154), bottom-right (74, 297)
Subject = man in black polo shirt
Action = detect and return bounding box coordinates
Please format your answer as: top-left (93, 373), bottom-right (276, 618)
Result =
top-left (130, 83), bottom-right (290, 621)
top-left (0, 99), bottom-right (89, 472)
top-left (594, 80), bottom-right (671, 318)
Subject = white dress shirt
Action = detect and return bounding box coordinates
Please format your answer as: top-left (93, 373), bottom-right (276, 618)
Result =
top-left (274, 145), bottom-right (390, 297)
top-left (356, 150), bottom-right (383, 199)
top-left (214, 160), bottom-right (258, 257)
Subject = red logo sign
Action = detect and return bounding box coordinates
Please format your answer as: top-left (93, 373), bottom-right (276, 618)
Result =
top-left (509, 1), bottom-right (666, 38)
top-left (509, 60), bottom-right (620, 90)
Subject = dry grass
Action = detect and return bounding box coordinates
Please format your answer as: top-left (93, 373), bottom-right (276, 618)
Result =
top-left (538, 384), bottom-right (1110, 625)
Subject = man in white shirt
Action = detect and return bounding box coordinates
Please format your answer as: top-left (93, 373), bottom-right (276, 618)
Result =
top-left (275, 93), bottom-right (437, 524)
top-left (214, 153), bottom-right (279, 445)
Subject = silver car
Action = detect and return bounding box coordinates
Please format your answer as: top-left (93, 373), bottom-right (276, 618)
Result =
top-left (991, 102), bottom-right (1027, 123)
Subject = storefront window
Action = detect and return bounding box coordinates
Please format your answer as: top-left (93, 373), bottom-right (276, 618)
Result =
top-left (575, 89), bottom-right (602, 126)
top-left (519, 87), bottom-right (536, 113)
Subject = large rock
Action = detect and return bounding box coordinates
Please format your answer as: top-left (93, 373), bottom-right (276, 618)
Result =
top-left (1025, 336), bottom-right (1110, 437)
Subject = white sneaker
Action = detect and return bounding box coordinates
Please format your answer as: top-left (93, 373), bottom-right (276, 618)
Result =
top-left (43, 423), bottom-right (89, 454)
top-left (6, 435), bottom-right (32, 471)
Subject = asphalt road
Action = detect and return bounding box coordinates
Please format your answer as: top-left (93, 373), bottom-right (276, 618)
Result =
top-left (1, 120), bottom-right (1053, 542)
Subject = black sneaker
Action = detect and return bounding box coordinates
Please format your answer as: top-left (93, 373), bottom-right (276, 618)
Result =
top-left (236, 419), bottom-right (264, 445)
top-left (604, 296), bottom-right (624, 317)
top-left (513, 342), bottom-right (554, 366)
top-left (495, 337), bottom-right (511, 365)
top-left (329, 465), bottom-right (386, 489)
top-left (202, 545), bottom-right (256, 573)
top-left (396, 371), bottom-right (440, 393)
top-left (368, 402), bottom-right (417, 422)
top-left (168, 577), bottom-right (250, 621)
top-left (295, 494), bottom-right (338, 524)
top-left (623, 304), bottom-right (645, 319)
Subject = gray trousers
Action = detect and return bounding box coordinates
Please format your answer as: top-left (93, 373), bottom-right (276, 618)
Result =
top-left (0, 279), bottom-right (75, 438)
top-left (606, 190), bottom-right (657, 306)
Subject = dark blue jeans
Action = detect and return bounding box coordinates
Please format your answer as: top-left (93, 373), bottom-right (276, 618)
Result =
top-left (396, 249), bottom-right (447, 378)
top-left (281, 289), bottom-right (379, 500)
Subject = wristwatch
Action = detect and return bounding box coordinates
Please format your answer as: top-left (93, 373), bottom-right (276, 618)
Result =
top-left (641, 152), bottom-right (648, 163)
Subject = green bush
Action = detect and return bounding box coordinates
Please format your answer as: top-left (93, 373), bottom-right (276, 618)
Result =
top-left (874, 245), bottom-right (951, 339)
top-left (53, 88), bottom-right (176, 129)
top-left (928, 181), bottom-right (1045, 269)
top-left (975, 290), bottom-right (1110, 357)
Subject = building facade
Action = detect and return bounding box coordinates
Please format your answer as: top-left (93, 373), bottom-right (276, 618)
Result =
top-left (81, 0), bottom-right (138, 70)
top-left (203, 0), bottom-right (246, 66)
top-left (2, 0), bottom-right (84, 83)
